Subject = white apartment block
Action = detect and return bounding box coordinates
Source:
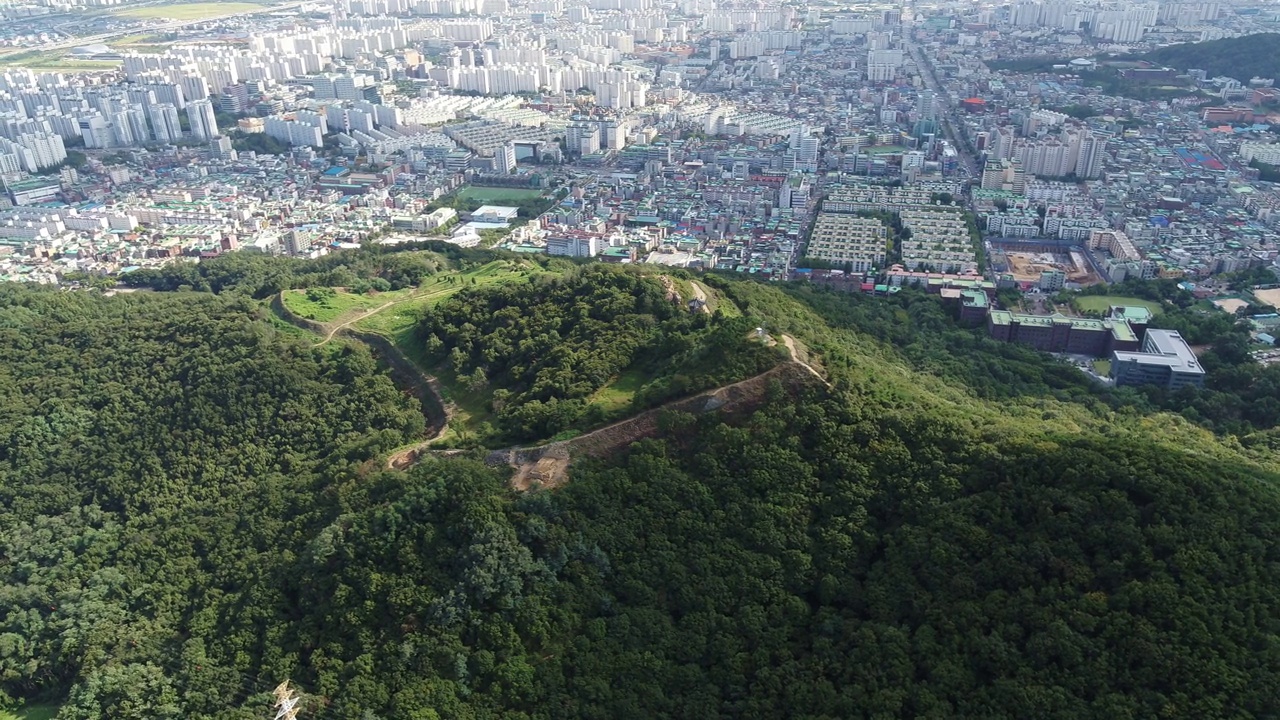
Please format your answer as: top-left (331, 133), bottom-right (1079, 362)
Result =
top-left (187, 100), bottom-right (219, 141)
top-left (1240, 141), bottom-right (1280, 166)
top-left (807, 214), bottom-right (888, 272)
top-left (265, 116), bottom-right (324, 147)
top-left (900, 209), bottom-right (978, 273)
top-left (1091, 229), bottom-right (1140, 262)
top-left (0, 133), bottom-right (65, 172)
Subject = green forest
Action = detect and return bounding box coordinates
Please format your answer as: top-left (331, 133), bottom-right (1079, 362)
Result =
top-left (991, 35), bottom-right (1280, 88)
top-left (2, 254), bottom-right (1280, 719)
top-left (416, 266), bottom-right (781, 443)
top-left (1136, 33), bottom-right (1280, 83)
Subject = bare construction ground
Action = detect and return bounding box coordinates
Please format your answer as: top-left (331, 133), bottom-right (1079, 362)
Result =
top-left (1004, 250), bottom-right (1098, 285)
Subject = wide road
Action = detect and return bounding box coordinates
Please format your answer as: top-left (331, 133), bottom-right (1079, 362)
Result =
top-left (905, 38), bottom-right (981, 180)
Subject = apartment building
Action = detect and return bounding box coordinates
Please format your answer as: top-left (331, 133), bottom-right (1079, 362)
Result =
top-left (822, 181), bottom-right (961, 213)
top-left (981, 158), bottom-right (1026, 193)
top-left (1240, 141), bottom-right (1280, 166)
top-left (806, 214), bottom-right (888, 273)
top-left (899, 208), bottom-right (977, 273)
top-left (547, 230), bottom-right (603, 257)
top-left (1090, 228), bottom-right (1140, 262)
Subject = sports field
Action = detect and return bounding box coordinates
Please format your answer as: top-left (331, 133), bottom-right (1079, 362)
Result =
top-left (1252, 288), bottom-right (1280, 308)
top-left (1174, 147), bottom-right (1225, 171)
top-left (1212, 297), bottom-right (1250, 314)
top-left (1074, 295), bottom-right (1162, 315)
top-left (456, 186), bottom-right (543, 203)
top-left (112, 2), bottom-right (266, 20)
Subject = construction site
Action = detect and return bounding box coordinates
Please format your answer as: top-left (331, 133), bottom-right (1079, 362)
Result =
top-left (988, 241), bottom-right (1103, 286)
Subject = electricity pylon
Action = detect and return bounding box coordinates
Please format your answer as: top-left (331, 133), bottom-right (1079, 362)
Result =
top-left (273, 680), bottom-right (301, 720)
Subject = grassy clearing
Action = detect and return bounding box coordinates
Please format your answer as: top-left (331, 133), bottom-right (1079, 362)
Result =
top-left (350, 261), bottom-right (535, 445)
top-left (114, 33), bottom-right (172, 51)
top-left (112, 1), bottom-right (266, 19)
top-left (1, 705), bottom-right (60, 720)
top-left (668, 276), bottom-right (695, 303)
top-left (1093, 359), bottom-right (1112, 376)
top-left (456, 186), bottom-right (543, 203)
top-left (0, 49), bottom-right (120, 70)
top-left (697, 281), bottom-right (742, 317)
top-left (352, 261), bottom-right (532, 341)
top-left (262, 308), bottom-right (316, 340)
top-left (121, 44), bottom-right (171, 53)
top-left (588, 369), bottom-right (648, 414)
top-left (282, 287), bottom-right (412, 324)
top-left (1074, 295), bottom-right (1162, 315)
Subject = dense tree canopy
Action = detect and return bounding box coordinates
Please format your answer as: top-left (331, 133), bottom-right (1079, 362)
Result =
top-left (1136, 33), bottom-right (1280, 84)
top-left (118, 243), bottom-right (503, 298)
top-left (417, 266), bottom-right (781, 442)
top-left (1, 269), bottom-right (1280, 719)
top-left (0, 287), bottom-right (422, 717)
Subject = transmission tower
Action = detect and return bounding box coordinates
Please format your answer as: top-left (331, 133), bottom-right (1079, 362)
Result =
top-left (273, 681), bottom-right (301, 720)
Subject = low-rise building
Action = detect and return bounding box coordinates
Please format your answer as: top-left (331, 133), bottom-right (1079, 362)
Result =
top-left (987, 310), bottom-right (1139, 357)
top-left (806, 214), bottom-right (888, 273)
top-left (472, 205), bottom-right (520, 224)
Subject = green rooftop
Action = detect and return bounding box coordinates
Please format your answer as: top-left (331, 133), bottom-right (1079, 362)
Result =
top-left (1110, 305), bottom-right (1153, 323)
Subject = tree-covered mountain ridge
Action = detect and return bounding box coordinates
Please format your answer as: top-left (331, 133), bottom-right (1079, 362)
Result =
top-left (717, 279), bottom-right (1280, 474)
top-left (1134, 33), bottom-right (1280, 83)
top-left (1, 254), bottom-right (1279, 719)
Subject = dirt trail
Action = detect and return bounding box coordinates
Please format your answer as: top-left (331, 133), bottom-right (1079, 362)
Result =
top-left (313, 292), bottom-right (428, 347)
top-left (689, 280), bottom-right (711, 314)
top-left (386, 439), bottom-right (465, 470)
top-left (781, 334), bottom-right (827, 386)
top-left (314, 300), bottom-right (394, 346)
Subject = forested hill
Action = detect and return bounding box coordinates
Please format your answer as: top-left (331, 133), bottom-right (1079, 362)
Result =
top-left (1136, 33), bottom-right (1280, 83)
top-left (1, 261), bottom-right (1279, 719)
top-left (416, 266), bottom-right (780, 443)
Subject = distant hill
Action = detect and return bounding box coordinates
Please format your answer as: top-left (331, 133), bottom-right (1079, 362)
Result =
top-left (1137, 33), bottom-right (1280, 83)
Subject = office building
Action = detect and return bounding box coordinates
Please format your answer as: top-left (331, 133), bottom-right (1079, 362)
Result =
top-left (1112, 329), bottom-right (1206, 389)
